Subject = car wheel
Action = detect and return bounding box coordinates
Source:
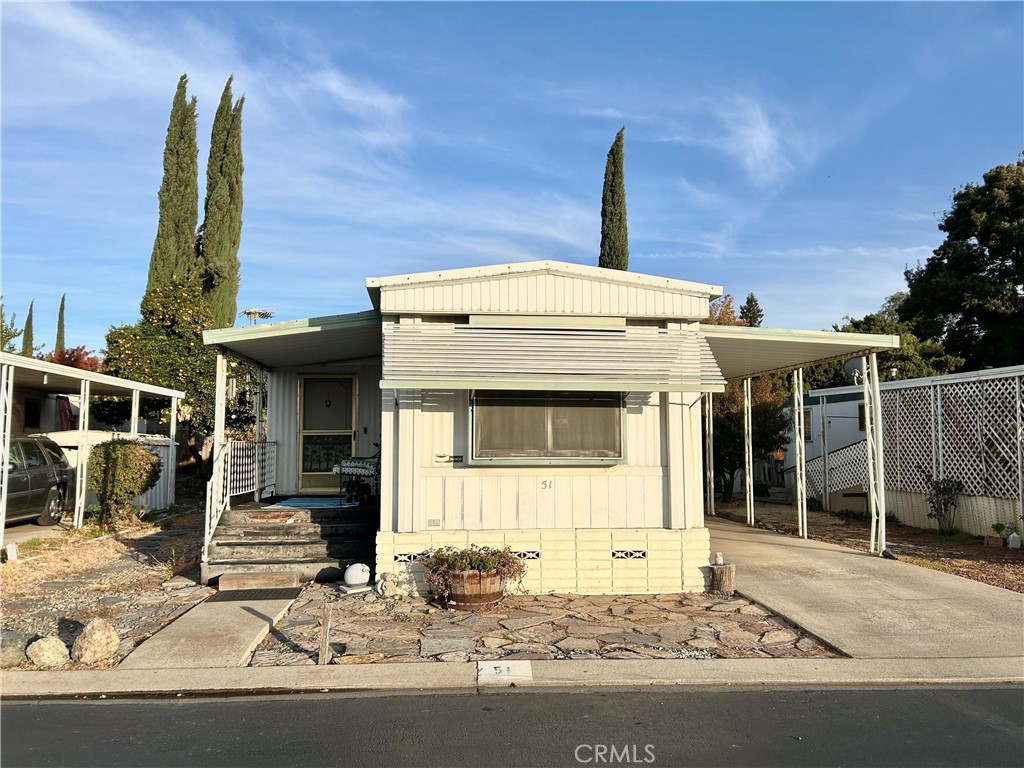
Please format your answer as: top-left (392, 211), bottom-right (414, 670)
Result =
top-left (37, 489), bottom-right (66, 526)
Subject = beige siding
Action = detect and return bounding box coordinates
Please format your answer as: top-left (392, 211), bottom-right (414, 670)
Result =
top-left (379, 273), bottom-right (710, 319)
top-left (267, 360), bottom-right (382, 494)
top-left (406, 390), bottom-right (667, 531)
top-left (376, 527), bottom-right (711, 594)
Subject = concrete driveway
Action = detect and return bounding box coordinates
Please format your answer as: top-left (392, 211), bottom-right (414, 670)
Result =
top-left (707, 517), bottom-right (1024, 661)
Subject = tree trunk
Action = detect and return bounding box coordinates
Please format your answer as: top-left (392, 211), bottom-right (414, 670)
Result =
top-left (710, 564), bottom-right (736, 595)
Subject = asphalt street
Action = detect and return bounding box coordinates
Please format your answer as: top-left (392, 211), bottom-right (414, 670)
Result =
top-left (3, 685), bottom-right (1022, 767)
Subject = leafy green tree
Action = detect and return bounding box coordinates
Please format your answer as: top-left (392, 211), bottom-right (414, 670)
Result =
top-left (804, 296), bottom-right (964, 390)
top-left (899, 158), bottom-right (1024, 370)
top-left (1, 298), bottom-right (23, 353)
top-left (103, 281), bottom-right (217, 480)
top-left (197, 77), bottom-right (244, 328)
top-left (599, 127), bottom-right (629, 271)
top-left (705, 295), bottom-right (790, 501)
top-left (21, 301), bottom-right (34, 357)
top-left (54, 293), bottom-right (66, 356)
top-left (739, 292), bottom-right (764, 327)
top-left (146, 74), bottom-right (199, 296)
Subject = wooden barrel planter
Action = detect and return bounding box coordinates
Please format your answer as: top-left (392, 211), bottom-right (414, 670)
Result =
top-left (446, 570), bottom-right (506, 611)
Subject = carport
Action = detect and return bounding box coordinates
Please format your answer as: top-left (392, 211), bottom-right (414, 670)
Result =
top-left (0, 352), bottom-right (184, 548)
top-left (698, 326), bottom-right (901, 554)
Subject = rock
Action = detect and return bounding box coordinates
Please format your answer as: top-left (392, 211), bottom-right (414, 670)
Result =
top-left (685, 637), bottom-right (719, 651)
top-left (718, 629), bottom-right (761, 649)
top-left (738, 604), bottom-right (769, 617)
top-left (162, 575), bottom-right (196, 591)
top-left (499, 614), bottom-right (556, 631)
top-left (26, 636), bottom-right (70, 668)
top-left (480, 635), bottom-right (512, 649)
top-left (376, 573), bottom-right (400, 598)
top-left (1, 628), bottom-right (36, 668)
top-left (655, 623), bottom-right (700, 643)
top-left (436, 651), bottom-right (470, 663)
top-left (420, 637), bottom-right (475, 656)
top-left (71, 618), bottom-right (121, 664)
top-left (556, 637), bottom-right (600, 651)
top-left (761, 629), bottom-right (799, 646)
top-left (796, 637), bottom-right (821, 652)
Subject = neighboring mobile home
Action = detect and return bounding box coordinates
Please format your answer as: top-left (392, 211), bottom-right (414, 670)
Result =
top-left (202, 261), bottom-right (899, 591)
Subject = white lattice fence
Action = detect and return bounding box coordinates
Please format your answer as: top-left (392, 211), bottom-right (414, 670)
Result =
top-left (808, 371), bottom-right (1022, 505)
top-left (806, 440), bottom-right (867, 499)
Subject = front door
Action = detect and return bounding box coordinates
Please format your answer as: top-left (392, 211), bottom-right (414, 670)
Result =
top-left (298, 375), bottom-right (355, 492)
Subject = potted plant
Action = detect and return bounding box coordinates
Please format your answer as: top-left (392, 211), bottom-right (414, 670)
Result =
top-left (421, 545), bottom-right (526, 611)
top-left (985, 523), bottom-right (1007, 548)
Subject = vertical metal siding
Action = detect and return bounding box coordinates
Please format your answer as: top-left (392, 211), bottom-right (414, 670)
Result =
top-left (380, 273), bottom-right (709, 318)
top-left (268, 360), bottom-right (382, 494)
top-left (414, 390), bottom-right (666, 531)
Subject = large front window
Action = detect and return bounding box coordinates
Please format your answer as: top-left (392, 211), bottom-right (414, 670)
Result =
top-left (472, 391), bottom-right (622, 464)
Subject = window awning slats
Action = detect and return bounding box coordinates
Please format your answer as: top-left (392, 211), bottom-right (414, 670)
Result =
top-left (381, 324), bottom-right (726, 392)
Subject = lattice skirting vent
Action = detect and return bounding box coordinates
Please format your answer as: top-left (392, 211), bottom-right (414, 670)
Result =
top-left (612, 549), bottom-right (648, 559)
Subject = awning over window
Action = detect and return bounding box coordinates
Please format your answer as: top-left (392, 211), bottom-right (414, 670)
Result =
top-left (380, 324), bottom-right (726, 392)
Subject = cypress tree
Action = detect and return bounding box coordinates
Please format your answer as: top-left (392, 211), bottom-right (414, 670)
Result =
top-left (599, 127), bottom-right (629, 271)
top-left (146, 74), bottom-right (199, 297)
top-left (21, 301), bottom-right (34, 357)
top-left (55, 293), bottom-right (66, 355)
top-left (198, 77), bottom-right (244, 328)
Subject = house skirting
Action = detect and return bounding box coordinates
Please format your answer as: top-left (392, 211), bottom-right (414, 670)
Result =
top-left (375, 527), bottom-right (711, 595)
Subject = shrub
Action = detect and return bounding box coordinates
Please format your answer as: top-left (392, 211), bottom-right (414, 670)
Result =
top-left (920, 468), bottom-right (965, 535)
top-left (421, 545), bottom-right (527, 601)
top-left (87, 440), bottom-right (162, 527)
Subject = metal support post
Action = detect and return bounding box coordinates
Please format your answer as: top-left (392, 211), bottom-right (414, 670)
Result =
top-left (704, 391), bottom-right (716, 517)
top-left (793, 368), bottom-right (807, 538)
top-left (0, 363), bottom-right (14, 550)
top-left (743, 377), bottom-right (754, 526)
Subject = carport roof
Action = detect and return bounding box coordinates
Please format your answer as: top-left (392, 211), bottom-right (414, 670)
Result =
top-left (0, 352), bottom-right (184, 399)
top-left (700, 325), bottom-right (901, 381)
top-left (203, 310), bottom-right (382, 369)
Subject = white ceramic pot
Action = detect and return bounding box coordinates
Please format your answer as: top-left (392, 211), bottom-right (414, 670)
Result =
top-left (344, 562), bottom-right (371, 587)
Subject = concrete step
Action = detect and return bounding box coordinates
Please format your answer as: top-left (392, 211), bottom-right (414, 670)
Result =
top-left (218, 507), bottom-right (377, 526)
top-left (207, 539), bottom-right (373, 561)
top-left (212, 522), bottom-right (376, 539)
top-left (218, 571), bottom-right (301, 591)
top-left (202, 557), bottom-right (374, 586)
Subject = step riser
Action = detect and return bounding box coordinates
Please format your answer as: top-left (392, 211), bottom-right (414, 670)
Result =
top-left (218, 508), bottom-right (377, 526)
top-left (201, 560), bottom-right (372, 585)
top-left (208, 542), bottom-right (373, 561)
top-left (213, 523), bottom-right (376, 539)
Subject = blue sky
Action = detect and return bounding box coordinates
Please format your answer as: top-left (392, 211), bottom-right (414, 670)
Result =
top-left (2, 2), bottom-right (1021, 355)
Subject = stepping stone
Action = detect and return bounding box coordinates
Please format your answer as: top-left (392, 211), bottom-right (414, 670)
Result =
top-left (420, 626), bottom-right (478, 639)
top-left (718, 629), bottom-right (761, 649)
top-left (556, 637), bottom-right (600, 651)
top-left (500, 615), bottom-right (559, 631)
top-left (420, 637), bottom-right (476, 656)
top-left (761, 629), bottom-right (799, 646)
top-left (480, 635), bottom-right (512, 649)
top-left (685, 637), bottom-right (719, 650)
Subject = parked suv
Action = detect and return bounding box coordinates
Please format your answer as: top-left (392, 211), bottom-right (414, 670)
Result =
top-left (3, 435), bottom-right (74, 526)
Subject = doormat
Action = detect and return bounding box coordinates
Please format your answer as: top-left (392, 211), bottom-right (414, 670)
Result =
top-left (207, 587), bottom-right (303, 602)
top-left (263, 497), bottom-right (345, 509)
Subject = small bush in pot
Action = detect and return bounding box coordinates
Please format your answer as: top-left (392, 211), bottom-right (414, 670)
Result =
top-left (422, 545), bottom-right (526, 609)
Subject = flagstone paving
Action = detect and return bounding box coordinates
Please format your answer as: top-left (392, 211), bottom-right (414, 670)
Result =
top-left (249, 585), bottom-right (840, 666)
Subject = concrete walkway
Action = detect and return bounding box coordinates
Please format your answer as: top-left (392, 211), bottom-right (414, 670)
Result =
top-left (117, 595), bottom-right (295, 669)
top-left (708, 517), bottom-right (1024, 660)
